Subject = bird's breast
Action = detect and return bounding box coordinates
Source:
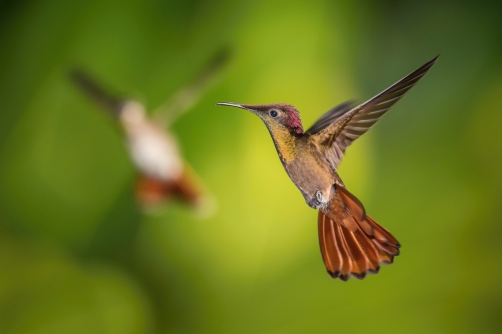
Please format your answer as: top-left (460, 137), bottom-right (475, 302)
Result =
top-left (125, 123), bottom-right (183, 181)
top-left (284, 145), bottom-right (336, 208)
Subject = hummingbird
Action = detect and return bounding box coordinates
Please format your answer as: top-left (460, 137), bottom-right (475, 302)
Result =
top-left (70, 49), bottom-right (229, 210)
top-left (217, 56), bottom-right (438, 281)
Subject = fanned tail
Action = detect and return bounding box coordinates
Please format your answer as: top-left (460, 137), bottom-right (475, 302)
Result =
top-left (318, 185), bottom-right (400, 281)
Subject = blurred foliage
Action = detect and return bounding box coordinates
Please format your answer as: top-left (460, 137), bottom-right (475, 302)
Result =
top-left (1, 0), bottom-right (502, 333)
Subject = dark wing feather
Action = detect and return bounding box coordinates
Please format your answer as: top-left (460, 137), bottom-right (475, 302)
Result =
top-left (306, 100), bottom-right (355, 135)
top-left (69, 68), bottom-right (126, 115)
top-left (313, 56), bottom-right (438, 168)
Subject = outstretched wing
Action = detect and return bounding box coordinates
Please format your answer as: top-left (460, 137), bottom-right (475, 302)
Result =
top-left (69, 68), bottom-right (128, 116)
top-left (153, 48), bottom-right (231, 126)
top-left (313, 55), bottom-right (438, 168)
top-left (306, 100), bottom-right (355, 135)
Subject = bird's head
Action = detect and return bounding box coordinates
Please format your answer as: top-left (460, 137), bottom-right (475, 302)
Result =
top-left (118, 100), bottom-right (147, 129)
top-left (217, 102), bottom-right (304, 135)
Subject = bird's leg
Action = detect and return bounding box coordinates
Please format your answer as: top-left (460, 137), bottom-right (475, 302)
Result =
top-left (309, 190), bottom-right (328, 209)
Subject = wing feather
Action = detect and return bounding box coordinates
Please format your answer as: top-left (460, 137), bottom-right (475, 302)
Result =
top-left (153, 48), bottom-right (230, 126)
top-left (306, 100), bottom-right (355, 135)
top-left (69, 68), bottom-right (127, 115)
top-left (312, 56), bottom-right (438, 168)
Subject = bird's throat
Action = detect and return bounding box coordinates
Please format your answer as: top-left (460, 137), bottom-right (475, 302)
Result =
top-left (267, 123), bottom-right (297, 164)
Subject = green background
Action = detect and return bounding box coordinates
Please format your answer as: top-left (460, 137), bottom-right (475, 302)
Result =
top-left (1, 0), bottom-right (501, 333)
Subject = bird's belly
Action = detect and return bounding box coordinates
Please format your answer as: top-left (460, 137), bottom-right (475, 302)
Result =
top-left (284, 156), bottom-right (334, 208)
top-left (127, 132), bottom-right (183, 181)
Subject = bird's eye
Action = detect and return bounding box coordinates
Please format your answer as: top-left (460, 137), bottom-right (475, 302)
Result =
top-left (270, 110), bottom-right (278, 117)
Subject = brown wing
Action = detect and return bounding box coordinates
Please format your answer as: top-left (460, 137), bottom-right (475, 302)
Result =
top-left (305, 100), bottom-right (355, 135)
top-left (313, 56), bottom-right (438, 168)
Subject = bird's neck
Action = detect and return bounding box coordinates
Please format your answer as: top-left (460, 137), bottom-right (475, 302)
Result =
top-left (266, 123), bottom-right (299, 164)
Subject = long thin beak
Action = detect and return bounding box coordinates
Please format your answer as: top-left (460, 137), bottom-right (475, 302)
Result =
top-left (216, 102), bottom-right (249, 110)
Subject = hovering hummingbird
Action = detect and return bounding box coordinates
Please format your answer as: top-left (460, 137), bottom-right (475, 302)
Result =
top-left (71, 49), bottom-right (229, 210)
top-left (217, 56), bottom-right (438, 281)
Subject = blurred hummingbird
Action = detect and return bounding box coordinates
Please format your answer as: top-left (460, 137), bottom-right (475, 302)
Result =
top-left (217, 56), bottom-right (438, 280)
top-left (71, 49), bottom-right (229, 210)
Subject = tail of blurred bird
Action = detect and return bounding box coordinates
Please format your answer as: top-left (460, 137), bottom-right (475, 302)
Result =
top-left (318, 185), bottom-right (400, 281)
top-left (135, 161), bottom-right (217, 217)
top-left (136, 171), bottom-right (201, 207)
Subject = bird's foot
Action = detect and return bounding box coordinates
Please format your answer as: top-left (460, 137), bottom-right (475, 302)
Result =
top-left (309, 191), bottom-right (327, 209)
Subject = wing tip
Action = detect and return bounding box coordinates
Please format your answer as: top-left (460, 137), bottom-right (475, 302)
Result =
top-left (413, 54), bottom-right (440, 77)
top-left (431, 54), bottom-right (440, 63)
top-left (423, 54), bottom-right (440, 70)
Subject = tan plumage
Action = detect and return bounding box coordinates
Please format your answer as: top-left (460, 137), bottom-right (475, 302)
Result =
top-left (311, 57), bottom-right (436, 280)
top-left (217, 56), bottom-right (438, 280)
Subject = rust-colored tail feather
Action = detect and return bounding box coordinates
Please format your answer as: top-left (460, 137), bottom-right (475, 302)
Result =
top-left (135, 171), bottom-right (201, 207)
top-left (318, 185), bottom-right (400, 281)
